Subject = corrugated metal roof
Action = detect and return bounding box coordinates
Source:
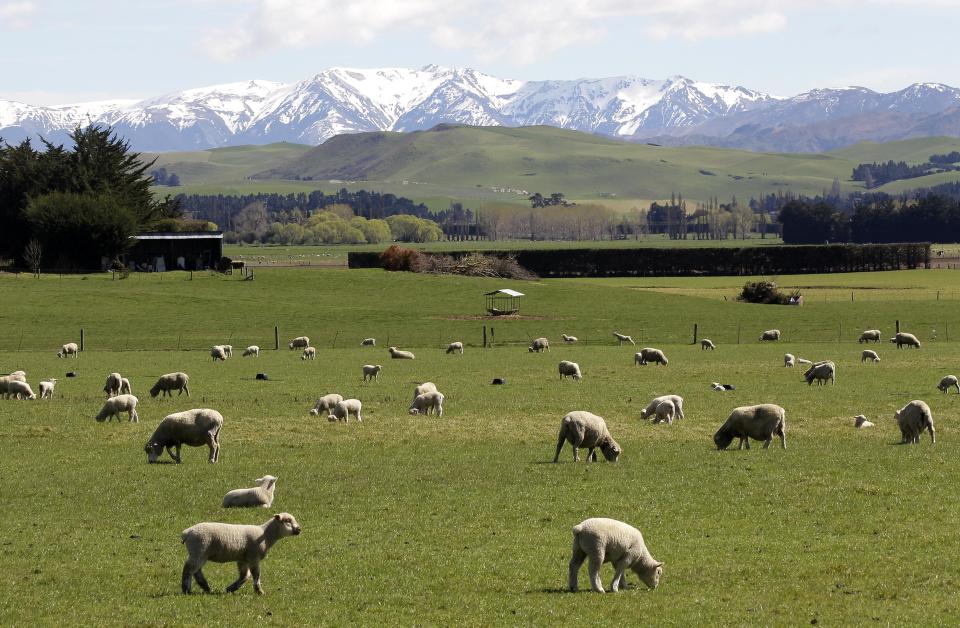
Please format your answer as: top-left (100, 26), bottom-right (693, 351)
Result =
top-left (485, 289), bottom-right (525, 297)
top-left (132, 232), bottom-right (223, 241)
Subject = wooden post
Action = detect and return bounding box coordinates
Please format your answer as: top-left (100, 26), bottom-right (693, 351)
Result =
top-left (692, 323), bottom-right (698, 345)
top-left (937, 290), bottom-right (940, 301)
top-left (274, 326), bottom-right (280, 351)
top-left (737, 323), bottom-right (741, 345)
top-left (839, 321), bottom-right (842, 342)
top-left (947, 322), bottom-right (949, 341)
top-left (851, 290), bottom-right (854, 302)
top-left (483, 325), bottom-right (487, 348)
top-left (177, 334), bottom-right (181, 351)
top-left (80, 328), bottom-right (84, 352)
top-left (896, 320), bottom-right (900, 334)
top-left (491, 327), bottom-right (495, 347)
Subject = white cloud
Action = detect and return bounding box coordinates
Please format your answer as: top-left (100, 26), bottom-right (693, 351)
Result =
top-left (0, 1), bottom-right (36, 30)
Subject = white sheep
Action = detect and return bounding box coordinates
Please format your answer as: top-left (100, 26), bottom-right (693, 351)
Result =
top-left (528, 337), bottom-right (550, 353)
top-left (180, 512), bottom-right (301, 594)
top-left (120, 377), bottom-right (133, 395)
top-left (360, 338), bottom-right (376, 347)
top-left (301, 346), bottom-right (317, 360)
top-left (759, 329), bottom-right (781, 341)
top-left (854, 415), bottom-right (874, 428)
top-left (242, 345), bottom-right (260, 357)
top-left (553, 411), bottom-right (621, 463)
top-left (222, 345), bottom-right (234, 358)
top-left (568, 517), bottom-right (663, 593)
top-left (362, 364), bottom-right (382, 382)
top-left (796, 357), bottom-right (813, 365)
top-left (445, 341), bottom-right (464, 354)
top-left (57, 342), bottom-right (79, 358)
top-left (95, 394), bottom-right (139, 422)
top-left (388, 346), bottom-right (415, 360)
top-left (309, 393), bottom-right (343, 416)
top-left (558, 360), bottom-right (582, 381)
top-left (613, 331), bottom-right (635, 346)
top-left (39, 378), bottom-right (57, 399)
top-left (804, 361), bottom-right (836, 386)
top-left (861, 349), bottom-right (880, 363)
top-left (328, 399), bottom-right (362, 423)
top-left (937, 375), bottom-right (960, 394)
top-left (7, 380), bottom-right (37, 400)
top-left (634, 347), bottom-right (668, 366)
top-left (710, 382), bottom-right (725, 391)
top-left (0, 372), bottom-right (26, 399)
top-left (640, 395), bottom-right (685, 421)
top-left (890, 332), bottom-right (921, 349)
top-left (409, 391), bottom-right (444, 417)
top-left (784, 353), bottom-right (796, 367)
top-left (894, 400), bottom-right (935, 444)
top-left (144, 408), bottom-right (224, 463)
top-left (222, 475), bottom-right (278, 508)
top-left (714, 403), bottom-right (786, 450)
top-left (412, 382), bottom-right (438, 405)
top-left (211, 346), bottom-right (227, 362)
top-left (700, 338), bottom-right (715, 350)
top-left (103, 372), bottom-right (123, 397)
top-left (561, 334), bottom-right (578, 343)
top-left (652, 399), bottom-right (676, 424)
top-left (288, 336), bottom-right (310, 350)
top-left (150, 372), bottom-right (190, 398)
top-left (859, 329), bottom-right (882, 343)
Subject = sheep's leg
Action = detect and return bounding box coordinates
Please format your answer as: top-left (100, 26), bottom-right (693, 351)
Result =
top-left (553, 428), bottom-right (568, 463)
top-left (208, 432), bottom-right (219, 463)
top-left (763, 438), bottom-right (772, 449)
top-left (181, 562), bottom-right (194, 593)
top-left (355, 410), bottom-right (362, 423)
top-left (168, 444), bottom-right (182, 464)
top-left (587, 552), bottom-right (605, 593)
top-left (588, 448), bottom-right (598, 462)
top-left (610, 558), bottom-right (630, 592)
top-left (193, 569), bottom-right (211, 593)
top-left (250, 563), bottom-right (264, 594)
top-left (929, 424), bottom-right (936, 445)
top-left (226, 562), bottom-right (250, 593)
top-left (568, 543), bottom-right (586, 592)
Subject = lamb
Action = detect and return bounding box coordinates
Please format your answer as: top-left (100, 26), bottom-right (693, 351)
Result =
top-left (568, 517), bottom-right (663, 593)
top-left (144, 408), bottom-right (224, 463)
top-left (861, 349), bottom-right (880, 363)
top-left (288, 336), bottom-right (310, 350)
top-left (553, 411), bottom-right (621, 463)
top-left (222, 475), bottom-right (278, 508)
top-left (894, 400), bottom-right (935, 444)
top-left (119, 377), bottom-right (133, 395)
top-left (150, 372), bottom-right (190, 398)
top-left (0, 372), bottom-right (26, 398)
top-left (39, 378), bottom-right (57, 399)
top-left (57, 342), bottom-right (79, 358)
top-left (890, 332), bottom-right (921, 349)
top-left (301, 346), bottom-right (317, 360)
top-left (211, 345), bottom-right (227, 362)
top-left (561, 334), bottom-right (578, 343)
top-left (103, 372), bottom-right (123, 397)
top-left (242, 345), bottom-right (260, 357)
top-left (95, 394), bottom-right (139, 422)
top-left (445, 341), bottom-right (464, 354)
top-left (700, 338), bottom-right (715, 350)
top-left (711, 382), bottom-right (725, 391)
top-left (938, 375), bottom-right (960, 394)
top-left (412, 382), bottom-right (438, 405)
top-left (784, 353), bottom-right (796, 367)
top-left (388, 346), bottom-right (415, 360)
top-left (222, 345), bottom-right (234, 358)
top-left (859, 329), bottom-right (882, 343)
top-left (309, 393), bottom-right (343, 416)
top-left (7, 380), bottom-right (37, 400)
top-left (854, 415), bottom-right (874, 428)
top-left (796, 358), bottom-right (813, 365)
top-left (362, 364), bottom-right (382, 382)
top-left (180, 512), bottom-right (301, 594)
top-left (714, 403), bottom-right (786, 450)
top-left (558, 360), bottom-right (582, 381)
top-left (804, 361), bottom-right (836, 386)
top-left (652, 399), bottom-right (676, 425)
top-left (634, 347), bottom-right (668, 366)
top-left (360, 338), bottom-right (376, 347)
top-left (409, 391), bottom-right (444, 417)
top-left (328, 399), bottom-right (362, 423)
top-left (759, 329), bottom-right (781, 341)
top-left (640, 395), bottom-right (685, 421)
top-left (613, 331), bottom-right (635, 346)
top-left (528, 337), bottom-right (550, 353)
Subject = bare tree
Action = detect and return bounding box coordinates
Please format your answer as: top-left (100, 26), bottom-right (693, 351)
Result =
top-left (23, 239), bottom-right (42, 277)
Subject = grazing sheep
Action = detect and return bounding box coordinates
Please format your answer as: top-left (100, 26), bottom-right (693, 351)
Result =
top-left (854, 415), bottom-right (874, 428)
top-left (759, 329), bottom-right (781, 341)
top-left (711, 382), bottom-right (725, 391)
top-left (103, 372), bottom-right (123, 397)
top-left (652, 399), bottom-right (676, 424)
top-left (445, 341), bottom-right (464, 355)
top-left (222, 476), bottom-right (278, 508)
top-left (150, 372), bottom-right (190, 398)
top-left (288, 336), bottom-right (310, 350)
top-left (796, 357), bottom-right (813, 366)
top-left (301, 346), bottom-right (317, 360)
top-left (39, 378), bottom-right (57, 399)
top-left (890, 332), bottom-right (921, 349)
top-left (634, 347), bottom-right (668, 366)
top-left (388, 346), bottom-right (415, 360)
top-left (613, 331), bottom-right (635, 346)
top-left (0, 372), bottom-right (27, 399)
top-left (561, 334), bottom-right (578, 343)
top-left (700, 339), bottom-right (715, 350)
top-left (222, 345), bottom-right (234, 358)
top-left (57, 342), bottom-right (79, 358)
top-left (558, 360), bottom-right (582, 381)
top-left (180, 512), bottom-right (301, 594)
top-left (553, 411), bottom-right (621, 463)
top-left (7, 380), bottom-right (37, 400)
top-left (894, 400), bottom-right (935, 444)
top-left (804, 361), bottom-right (836, 386)
top-left (714, 403), bottom-right (786, 450)
top-left (861, 350), bottom-right (880, 363)
top-left (309, 393), bottom-right (343, 416)
top-left (211, 346), bottom-right (227, 362)
top-left (859, 329), bottom-right (882, 343)
top-left (784, 353), bottom-right (796, 367)
top-left (640, 395), bottom-right (685, 421)
top-left (412, 382), bottom-right (438, 405)
top-left (328, 399), bottom-right (362, 423)
top-left (95, 394), bottom-right (139, 422)
top-left (119, 377), bottom-right (133, 395)
top-left (938, 375), bottom-right (960, 394)
top-left (362, 364), bottom-right (382, 382)
top-left (144, 409), bottom-right (224, 463)
top-left (528, 338), bottom-right (550, 353)
top-left (569, 517), bottom-right (663, 593)
top-left (409, 391), bottom-right (444, 417)
top-left (242, 346), bottom-right (260, 358)
top-left (360, 338), bottom-right (376, 347)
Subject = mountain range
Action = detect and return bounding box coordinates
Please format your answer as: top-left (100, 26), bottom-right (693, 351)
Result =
top-left (3, 65), bottom-right (960, 153)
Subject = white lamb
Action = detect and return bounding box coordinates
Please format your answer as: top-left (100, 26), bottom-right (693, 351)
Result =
top-left (360, 338), bottom-right (376, 347)
top-left (796, 357), bottom-right (813, 365)
top-left (652, 399), bottom-right (676, 425)
top-left (301, 346), bottom-right (317, 360)
top-left (859, 329), bottom-right (882, 343)
top-left (210, 346), bottom-right (227, 362)
top-left (640, 395), bottom-right (685, 421)
top-left (553, 411), bottom-right (621, 463)
top-left (634, 347), bottom-right (668, 366)
top-left (328, 399), bottom-right (362, 422)
top-left (362, 364), bottom-right (382, 381)
top-left (710, 382), bottom-right (725, 391)
top-left (568, 517), bottom-right (663, 593)
top-left (894, 400), bottom-right (935, 444)
top-left (39, 378), bottom-right (57, 399)
top-left (242, 346), bottom-right (260, 357)
top-left (409, 391), bottom-right (444, 417)
top-left (57, 342), bottom-right (79, 358)
top-left (180, 512), bottom-right (301, 594)
top-left (95, 394), bottom-right (139, 422)
top-left (0, 372), bottom-right (26, 398)
top-left (222, 475), bottom-right (278, 508)
top-left (103, 372), bottom-right (123, 397)
top-left (561, 334), bottom-right (578, 343)
top-left (861, 349), bottom-right (880, 363)
top-left (222, 345), bottom-right (234, 358)
top-left (288, 336), bottom-right (310, 350)
top-left (412, 382), bottom-right (438, 405)
top-left (120, 377), bottom-right (133, 395)
top-left (309, 393), bottom-right (343, 416)
top-left (854, 415), bottom-right (874, 428)
top-left (938, 375), bottom-right (960, 394)
top-left (784, 353), bottom-right (795, 367)
top-left (7, 380), bottom-right (37, 400)
top-left (558, 360), bottom-right (582, 381)
top-left (445, 341), bottom-right (464, 354)
top-left (388, 346), bottom-right (415, 360)
top-left (759, 329), bottom-right (781, 341)
top-left (613, 331), bottom-right (635, 346)
top-left (700, 339), bottom-right (715, 350)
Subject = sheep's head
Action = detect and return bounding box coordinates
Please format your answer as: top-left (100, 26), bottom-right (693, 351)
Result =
top-left (327, 414), bottom-right (338, 422)
top-left (634, 561), bottom-right (664, 590)
top-left (272, 513), bottom-right (301, 536)
top-left (660, 356), bottom-right (669, 365)
top-left (714, 428), bottom-right (735, 450)
top-left (600, 438), bottom-right (621, 462)
top-left (309, 408), bottom-right (319, 416)
top-left (257, 476), bottom-right (278, 489)
top-left (144, 441), bottom-right (164, 463)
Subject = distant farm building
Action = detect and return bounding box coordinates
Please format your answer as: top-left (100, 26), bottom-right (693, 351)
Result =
top-left (485, 289), bottom-right (525, 315)
top-left (123, 232), bottom-right (223, 272)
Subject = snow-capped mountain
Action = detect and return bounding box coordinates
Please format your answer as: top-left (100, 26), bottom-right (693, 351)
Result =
top-left (2, 66), bottom-right (960, 152)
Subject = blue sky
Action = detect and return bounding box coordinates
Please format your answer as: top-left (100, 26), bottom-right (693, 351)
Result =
top-left (2, 0), bottom-right (958, 104)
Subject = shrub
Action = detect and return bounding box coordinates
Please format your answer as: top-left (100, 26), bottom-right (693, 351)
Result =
top-left (379, 244), bottom-right (424, 272)
top-left (738, 281), bottom-right (791, 305)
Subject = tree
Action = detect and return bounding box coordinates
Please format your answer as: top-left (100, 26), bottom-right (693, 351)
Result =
top-left (528, 193), bottom-right (545, 208)
top-left (23, 239), bottom-right (42, 277)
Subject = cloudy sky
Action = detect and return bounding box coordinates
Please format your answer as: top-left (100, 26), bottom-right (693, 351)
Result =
top-left (2, 0), bottom-right (958, 104)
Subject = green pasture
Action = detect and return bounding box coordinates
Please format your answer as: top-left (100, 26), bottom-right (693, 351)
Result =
top-left (2, 267), bottom-right (960, 625)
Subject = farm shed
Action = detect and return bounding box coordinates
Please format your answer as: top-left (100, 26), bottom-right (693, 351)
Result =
top-left (485, 288), bottom-right (525, 315)
top-left (123, 232), bottom-right (223, 272)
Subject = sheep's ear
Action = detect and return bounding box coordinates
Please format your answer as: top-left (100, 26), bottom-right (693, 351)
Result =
top-left (273, 514), bottom-right (281, 520)
top-left (655, 561), bottom-right (664, 567)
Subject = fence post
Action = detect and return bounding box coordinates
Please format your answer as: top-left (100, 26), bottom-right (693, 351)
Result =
top-left (491, 327), bottom-right (495, 347)
top-left (483, 325), bottom-right (487, 348)
top-left (896, 320), bottom-right (900, 334)
top-left (839, 321), bottom-right (842, 342)
top-left (947, 322), bottom-right (949, 341)
top-left (274, 326), bottom-right (279, 351)
top-left (737, 323), bottom-right (741, 344)
top-left (692, 323), bottom-right (698, 345)
top-left (80, 328), bottom-right (84, 352)
top-left (851, 290), bottom-right (854, 302)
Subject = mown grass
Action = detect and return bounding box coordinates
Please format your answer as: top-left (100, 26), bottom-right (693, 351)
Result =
top-left (1, 267), bottom-right (960, 625)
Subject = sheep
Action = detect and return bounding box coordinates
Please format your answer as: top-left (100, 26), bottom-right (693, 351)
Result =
top-left (561, 334), bottom-right (578, 343)
top-left (39, 378), bottom-right (57, 399)
top-left (759, 329), bottom-right (781, 341)
top-left (634, 347), bottom-right (668, 366)
top-left (412, 382), bottom-right (438, 405)
top-left (894, 400), bottom-right (935, 444)
top-left (309, 393), bottom-right (343, 416)
top-left (553, 411), bottom-right (621, 463)
top-left (120, 377), bottom-right (133, 395)
top-left (242, 345), bottom-right (260, 358)
top-left (861, 350), bottom-right (880, 363)
top-left (222, 345), bottom-right (234, 358)
top-left (7, 380), bottom-right (37, 400)
top-left (180, 512), bottom-right (301, 595)
top-left (568, 517), bottom-right (663, 593)
top-left (222, 475), bottom-right (278, 509)
top-left (445, 341), bottom-right (464, 355)
top-left (804, 361), bottom-right (836, 386)
top-left (150, 372), bottom-right (190, 398)
top-left (796, 357), bottom-right (813, 365)
top-left (362, 364), bottom-right (382, 382)
top-left (301, 346), bottom-right (317, 360)
top-left (144, 409), bottom-right (224, 463)
top-left (558, 360), bottom-right (582, 381)
top-left (103, 372), bottom-right (123, 397)
top-left (211, 345), bottom-right (227, 362)
top-left (409, 391), bottom-right (444, 417)
top-left (711, 382), bottom-right (725, 391)
top-left (288, 336), bottom-right (310, 350)
top-left (328, 399), bottom-right (362, 423)
top-left (613, 331), bottom-right (635, 346)
top-left (854, 415), bottom-right (874, 428)
top-left (0, 372), bottom-right (27, 399)
top-left (528, 337), bottom-right (550, 353)
top-left (784, 353), bottom-right (796, 367)
top-left (890, 332), bottom-right (921, 349)
top-left (640, 395), bottom-right (685, 421)
top-left (95, 394), bottom-right (139, 422)
top-left (652, 399), bottom-right (676, 424)
top-left (714, 403), bottom-right (786, 450)
top-left (938, 375), bottom-right (960, 394)
top-left (700, 338), bottom-right (715, 350)
top-left (57, 342), bottom-right (79, 358)
top-left (360, 338), bottom-right (376, 347)
top-left (388, 346), bottom-right (415, 360)
top-left (859, 329), bottom-right (882, 343)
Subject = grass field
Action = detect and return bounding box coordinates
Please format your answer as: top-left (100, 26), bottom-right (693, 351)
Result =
top-left (2, 266), bottom-right (960, 625)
